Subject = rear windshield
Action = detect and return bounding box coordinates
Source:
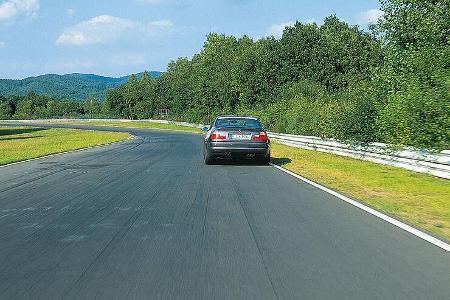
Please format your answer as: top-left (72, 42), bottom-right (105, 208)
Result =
top-left (215, 118), bottom-right (262, 129)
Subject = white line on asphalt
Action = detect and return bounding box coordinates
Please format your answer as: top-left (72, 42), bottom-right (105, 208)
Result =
top-left (270, 163), bottom-right (450, 252)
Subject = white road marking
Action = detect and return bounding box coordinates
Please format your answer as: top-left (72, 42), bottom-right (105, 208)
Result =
top-left (270, 163), bottom-right (450, 252)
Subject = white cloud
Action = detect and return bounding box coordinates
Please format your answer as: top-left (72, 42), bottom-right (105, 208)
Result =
top-left (56, 15), bottom-right (134, 45)
top-left (358, 9), bottom-right (383, 25)
top-left (0, 0), bottom-right (39, 23)
top-left (266, 21), bottom-right (296, 38)
top-left (0, 41), bottom-right (5, 48)
top-left (56, 15), bottom-right (175, 46)
top-left (67, 8), bottom-right (76, 16)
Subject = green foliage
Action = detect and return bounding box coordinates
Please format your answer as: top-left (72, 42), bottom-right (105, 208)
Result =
top-left (377, 75), bottom-right (450, 149)
top-left (0, 96), bottom-right (14, 119)
top-left (374, 0), bottom-right (450, 149)
top-left (279, 16), bottom-right (382, 90)
top-left (134, 18), bottom-right (384, 140)
top-left (0, 91), bottom-right (84, 119)
top-left (14, 93), bottom-right (36, 119)
top-left (104, 88), bottom-right (126, 118)
top-left (83, 96), bottom-right (101, 117)
top-left (104, 71), bottom-right (157, 119)
top-left (100, 10), bottom-right (448, 149)
top-left (3, 3), bottom-right (448, 150)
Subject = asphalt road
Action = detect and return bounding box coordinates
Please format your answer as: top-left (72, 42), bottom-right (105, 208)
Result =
top-left (0, 124), bottom-right (449, 300)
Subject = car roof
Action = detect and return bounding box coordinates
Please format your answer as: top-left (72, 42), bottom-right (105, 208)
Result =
top-left (216, 116), bottom-right (258, 120)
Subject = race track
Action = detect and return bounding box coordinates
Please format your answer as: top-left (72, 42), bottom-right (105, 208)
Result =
top-left (0, 125), bottom-right (449, 299)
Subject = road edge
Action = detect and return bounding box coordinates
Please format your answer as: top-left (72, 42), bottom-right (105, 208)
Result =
top-left (270, 163), bottom-right (450, 252)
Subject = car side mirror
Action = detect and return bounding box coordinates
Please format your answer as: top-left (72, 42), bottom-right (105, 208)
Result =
top-left (202, 126), bottom-right (209, 132)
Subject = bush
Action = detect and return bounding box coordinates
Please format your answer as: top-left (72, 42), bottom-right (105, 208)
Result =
top-left (377, 76), bottom-right (450, 149)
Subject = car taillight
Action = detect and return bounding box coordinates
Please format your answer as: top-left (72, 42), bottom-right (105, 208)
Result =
top-left (210, 132), bottom-right (227, 141)
top-left (252, 131), bottom-right (268, 142)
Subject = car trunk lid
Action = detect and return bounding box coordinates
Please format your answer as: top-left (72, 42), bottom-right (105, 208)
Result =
top-left (214, 127), bottom-right (267, 142)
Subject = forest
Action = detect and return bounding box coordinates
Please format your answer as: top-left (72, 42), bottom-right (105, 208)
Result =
top-left (1, 0), bottom-right (448, 149)
top-left (0, 92), bottom-right (101, 119)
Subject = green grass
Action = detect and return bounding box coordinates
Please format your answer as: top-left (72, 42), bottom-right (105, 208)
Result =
top-left (54, 120), bottom-right (203, 133)
top-left (271, 141), bottom-right (450, 241)
top-left (0, 126), bottom-right (130, 165)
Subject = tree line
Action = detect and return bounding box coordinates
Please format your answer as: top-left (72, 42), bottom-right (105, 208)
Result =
top-left (102, 0), bottom-right (449, 149)
top-left (0, 92), bottom-right (103, 119)
top-left (1, 0), bottom-right (448, 149)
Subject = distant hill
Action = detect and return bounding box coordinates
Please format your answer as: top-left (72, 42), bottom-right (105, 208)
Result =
top-left (0, 71), bottom-right (162, 101)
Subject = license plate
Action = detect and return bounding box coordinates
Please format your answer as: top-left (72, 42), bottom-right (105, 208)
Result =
top-left (231, 134), bottom-right (251, 140)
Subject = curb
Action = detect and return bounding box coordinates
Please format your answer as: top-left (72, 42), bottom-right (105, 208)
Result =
top-left (270, 163), bottom-right (450, 252)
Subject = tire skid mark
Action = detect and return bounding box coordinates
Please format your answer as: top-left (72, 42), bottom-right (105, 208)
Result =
top-left (0, 155), bottom-right (150, 255)
top-left (0, 138), bottom-right (136, 187)
top-left (62, 158), bottom-right (173, 297)
top-left (0, 138), bottom-right (157, 256)
top-left (61, 209), bottom-right (143, 298)
top-left (0, 174), bottom-right (147, 295)
top-left (0, 141), bottom-right (164, 227)
top-left (229, 173), bottom-right (280, 300)
top-left (0, 137), bottom-right (147, 212)
top-left (0, 127), bottom-right (202, 297)
top-left (120, 151), bottom-right (202, 299)
top-left (0, 138), bottom-right (140, 194)
top-left (0, 146), bottom-right (177, 296)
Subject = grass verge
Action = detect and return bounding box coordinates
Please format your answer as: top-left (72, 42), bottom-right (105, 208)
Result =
top-left (271, 141), bottom-right (450, 241)
top-left (0, 126), bottom-right (130, 166)
top-left (53, 120), bottom-right (202, 133)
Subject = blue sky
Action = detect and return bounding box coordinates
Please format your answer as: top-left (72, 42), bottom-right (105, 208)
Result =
top-left (0, 0), bottom-right (382, 79)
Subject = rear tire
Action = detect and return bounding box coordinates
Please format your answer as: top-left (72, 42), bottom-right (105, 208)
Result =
top-left (204, 149), bottom-right (214, 165)
top-left (260, 154), bottom-right (270, 165)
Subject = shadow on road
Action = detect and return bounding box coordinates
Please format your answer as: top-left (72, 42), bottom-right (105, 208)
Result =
top-left (209, 159), bottom-right (270, 166)
top-left (271, 157), bottom-right (292, 166)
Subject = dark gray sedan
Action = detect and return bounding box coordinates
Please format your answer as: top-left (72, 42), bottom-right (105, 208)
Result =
top-left (203, 116), bottom-right (271, 164)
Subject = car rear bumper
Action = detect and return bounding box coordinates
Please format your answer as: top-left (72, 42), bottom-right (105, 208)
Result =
top-left (205, 141), bottom-right (270, 158)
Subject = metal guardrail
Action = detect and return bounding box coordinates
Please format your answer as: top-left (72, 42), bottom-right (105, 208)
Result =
top-left (2, 119), bottom-right (448, 179)
top-left (161, 120), bottom-right (450, 179)
top-left (268, 132), bottom-right (450, 179)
